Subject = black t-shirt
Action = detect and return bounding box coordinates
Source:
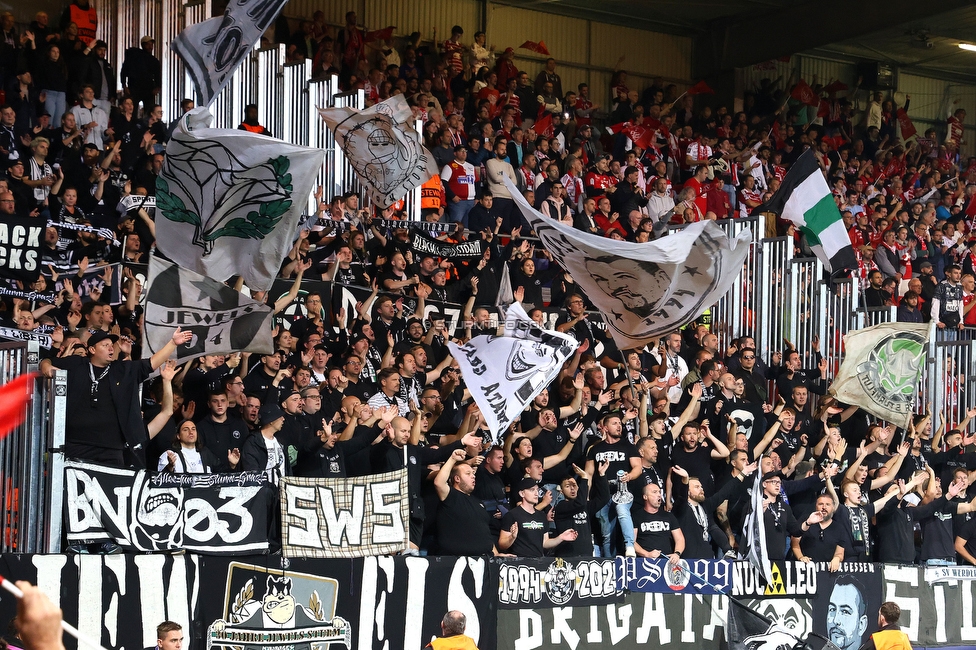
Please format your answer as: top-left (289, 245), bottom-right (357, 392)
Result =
top-left (957, 517), bottom-right (976, 562)
top-left (670, 443), bottom-right (716, 493)
top-left (919, 500), bottom-right (958, 562)
top-left (798, 521), bottom-right (847, 562)
top-left (501, 505), bottom-right (549, 557)
top-left (437, 488), bottom-right (495, 556)
top-left (553, 482), bottom-right (592, 557)
top-left (586, 438), bottom-right (639, 493)
top-left (632, 507), bottom-right (679, 555)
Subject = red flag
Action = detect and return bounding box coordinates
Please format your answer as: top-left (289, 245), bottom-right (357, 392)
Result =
top-left (606, 121), bottom-right (629, 135)
top-left (790, 79), bottom-right (819, 107)
top-left (519, 40), bottom-right (550, 56)
top-left (686, 81), bottom-right (714, 95)
top-left (624, 125), bottom-right (655, 150)
top-left (896, 108), bottom-right (917, 139)
top-left (535, 112), bottom-right (553, 138)
top-left (365, 26), bottom-right (395, 42)
top-left (0, 373), bottom-right (35, 440)
top-left (817, 98), bottom-right (831, 119)
top-left (822, 80), bottom-right (849, 94)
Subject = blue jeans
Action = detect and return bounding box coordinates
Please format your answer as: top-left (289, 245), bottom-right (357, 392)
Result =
top-left (596, 500), bottom-right (634, 557)
top-left (925, 558), bottom-right (957, 566)
top-left (447, 199), bottom-right (475, 228)
top-left (43, 90), bottom-right (66, 123)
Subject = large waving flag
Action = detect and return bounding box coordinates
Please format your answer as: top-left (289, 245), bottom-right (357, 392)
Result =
top-left (755, 149), bottom-right (856, 274)
top-left (172, 0), bottom-right (289, 106)
top-left (829, 322), bottom-right (930, 429)
top-left (319, 95), bottom-right (438, 208)
top-left (505, 177), bottom-right (751, 351)
top-left (143, 255), bottom-right (273, 366)
top-left (448, 303), bottom-right (578, 443)
top-left (740, 472), bottom-right (774, 587)
top-left (155, 107), bottom-right (325, 292)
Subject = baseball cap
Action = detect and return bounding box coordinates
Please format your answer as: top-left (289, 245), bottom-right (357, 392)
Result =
top-left (515, 478), bottom-right (539, 493)
top-left (87, 331), bottom-right (119, 348)
top-left (259, 403), bottom-right (285, 425)
top-left (141, 35), bottom-right (155, 45)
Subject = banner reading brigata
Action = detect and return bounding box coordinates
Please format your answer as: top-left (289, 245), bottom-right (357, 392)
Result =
top-left (279, 470), bottom-right (409, 558)
top-left (64, 461), bottom-right (275, 554)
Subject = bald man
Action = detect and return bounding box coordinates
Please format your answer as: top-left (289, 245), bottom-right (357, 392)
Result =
top-left (370, 415), bottom-right (482, 552)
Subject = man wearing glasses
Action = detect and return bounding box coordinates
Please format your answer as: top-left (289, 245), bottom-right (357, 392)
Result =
top-left (40, 327), bottom-right (192, 467)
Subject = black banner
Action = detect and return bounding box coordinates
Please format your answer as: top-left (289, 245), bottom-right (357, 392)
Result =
top-left (0, 553), bottom-right (198, 650)
top-left (267, 276), bottom-right (335, 332)
top-left (0, 215), bottom-right (44, 283)
top-left (332, 281), bottom-right (466, 334)
top-left (410, 229), bottom-right (485, 260)
top-left (497, 558), bottom-right (623, 609)
top-left (64, 461), bottom-right (274, 555)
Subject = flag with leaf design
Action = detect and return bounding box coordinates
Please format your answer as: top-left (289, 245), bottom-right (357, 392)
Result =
top-left (155, 107), bottom-right (326, 291)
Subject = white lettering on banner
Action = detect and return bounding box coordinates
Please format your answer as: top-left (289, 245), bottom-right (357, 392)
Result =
top-left (319, 485), bottom-right (366, 546)
top-left (962, 581), bottom-right (976, 640)
top-left (358, 556), bottom-right (487, 650)
top-left (183, 487), bottom-right (258, 543)
top-left (550, 608), bottom-right (579, 649)
top-left (66, 469), bottom-right (130, 535)
top-left (586, 606), bottom-right (602, 644)
top-left (0, 223), bottom-right (42, 271)
top-left (883, 565), bottom-right (921, 641)
top-left (284, 485), bottom-right (322, 548)
top-left (731, 560), bottom-right (817, 596)
top-left (635, 593), bottom-right (670, 644)
top-left (370, 480), bottom-right (404, 544)
top-left (934, 584), bottom-right (947, 643)
top-left (516, 610), bottom-right (543, 650)
top-left (607, 603), bottom-right (632, 644)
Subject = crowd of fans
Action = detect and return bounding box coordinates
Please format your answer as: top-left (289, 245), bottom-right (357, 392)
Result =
top-left (2, 3), bottom-right (976, 563)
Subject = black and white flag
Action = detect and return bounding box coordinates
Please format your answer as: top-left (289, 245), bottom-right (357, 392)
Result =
top-left (143, 255), bottom-right (274, 365)
top-left (740, 472), bottom-right (774, 587)
top-left (172, 0), bottom-right (288, 106)
top-left (0, 216), bottom-right (44, 284)
top-left (448, 303), bottom-right (578, 443)
top-left (318, 96), bottom-right (437, 208)
top-left (155, 108), bottom-right (326, 292)
top-left (506, 177), bottom-right (752, 350)
top-left (410, 230), bottom-right (484, 260)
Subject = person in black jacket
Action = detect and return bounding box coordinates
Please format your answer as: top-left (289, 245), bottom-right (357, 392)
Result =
top-left (294, 410), bottom-right (389, 478)
top-left (120, 36), bottom-right (161, 114)
top-left (40, 327), bottom-right (192, 467)
top-left (609, 166), bottom-right (648, 217)
top-left (241, 403), bottom-right (290, 485)
top-left (370, 416), bottom-right (480, 552)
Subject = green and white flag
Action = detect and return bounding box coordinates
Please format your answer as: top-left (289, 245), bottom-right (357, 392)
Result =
top-left (829, 322), bottom-right (931, 428)
top-left (755, 149), bottom-right (856, 274)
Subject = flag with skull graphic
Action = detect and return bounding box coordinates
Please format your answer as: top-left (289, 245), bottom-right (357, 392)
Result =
top-left (155, 107), bottom-right (326, 292)
top-left (448, 303), bottom-right (578, 444)
top-left (318, 96), bottom-right (438, 208)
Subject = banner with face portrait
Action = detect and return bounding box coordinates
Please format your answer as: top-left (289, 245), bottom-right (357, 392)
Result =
top-left (448, 302), bottom-right (578, 443)
top-left (318, 96), bottom-right (438, 208)
top-left (505, 177), bottom-right (752, 350)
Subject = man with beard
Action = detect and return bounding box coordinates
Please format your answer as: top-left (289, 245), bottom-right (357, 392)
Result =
top-left (824, 575), bottom-right (869, 650)
top-left (792, 494), bottom-right (846, 569)
top-left (668, 421), bottom-right (730, 497)
top-left (670, 461), bottom-right (755, 559)
top-left (585, 413), bottom-right (642, 557)
top-left (293, 408), bottom-right (389, 479)
top-left (435, 448), bottom-right (498, 556)
top-left (473, 447), bottom-right (508, 538)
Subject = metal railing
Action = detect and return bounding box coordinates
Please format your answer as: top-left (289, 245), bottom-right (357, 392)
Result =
top-left (0, 342), bottom-right (64, 554)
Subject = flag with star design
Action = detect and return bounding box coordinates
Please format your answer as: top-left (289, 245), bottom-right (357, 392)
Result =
top-left (143, 255), bottom-right (274, 365)
top-left (505, 177), bottom-right (752, 350)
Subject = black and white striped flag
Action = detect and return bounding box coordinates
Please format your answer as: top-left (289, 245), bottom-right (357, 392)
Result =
top-left (143, 255), bottom-right (273, 365)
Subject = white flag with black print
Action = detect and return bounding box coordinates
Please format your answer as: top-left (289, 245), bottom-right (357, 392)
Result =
top-left (447, 303), bottom-right (578, 444)
top-left (172, 0), bottom-right (289, 106)
top-left (143, 255), bottom-right (274, 365)
top-left (740, 471), bottom-right (774, 587)
top-left (505, 177), bottom-right (752, 351)
top-left (318, 95), bottom-right (438, 208)
top-left (155, 108), bottom-right (325, 292)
